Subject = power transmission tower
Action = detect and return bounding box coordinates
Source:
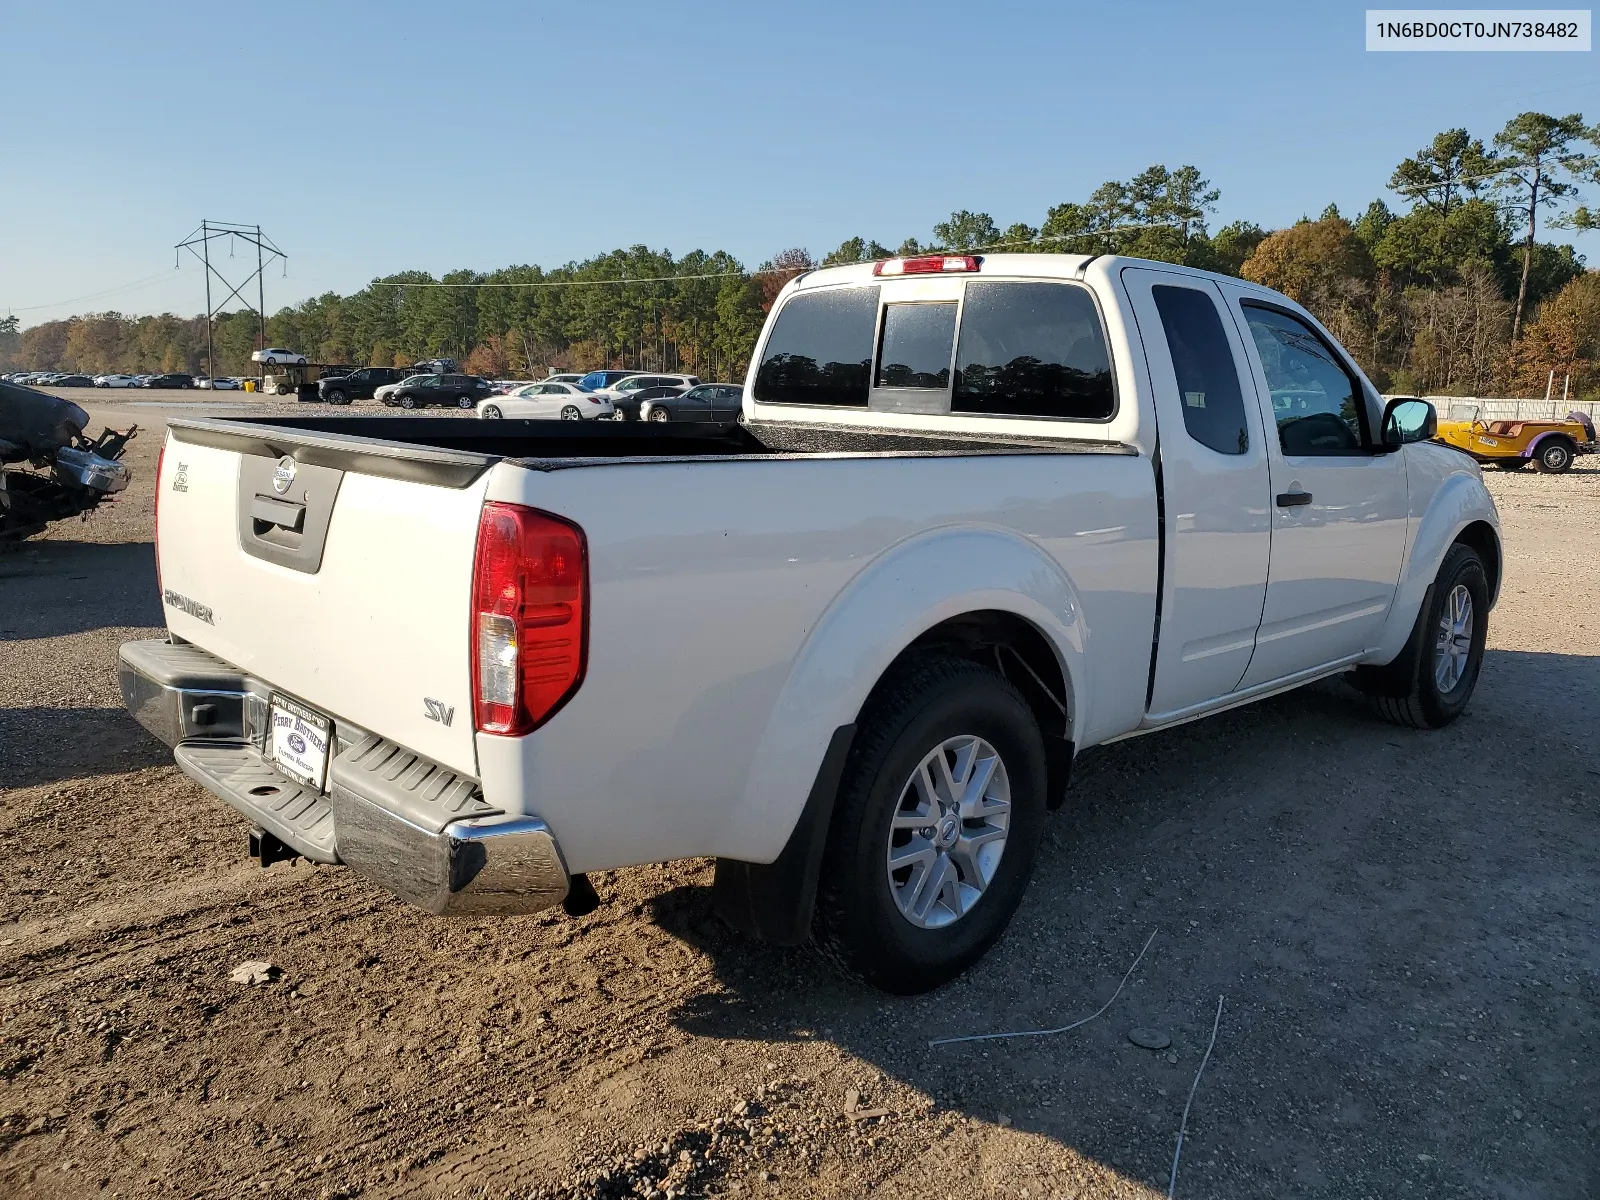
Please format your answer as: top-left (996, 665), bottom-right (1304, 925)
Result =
top-left (174, 221), bottom-right (286, 380)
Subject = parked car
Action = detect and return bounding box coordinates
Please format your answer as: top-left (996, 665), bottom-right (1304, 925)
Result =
top-left (640, 383), bottom-right (744, 423)
top-left (545, 373), bottom-right (587, 386)
top-left (575, 369), bottom-right (645, 393)
top-left (94, 374), bottom-right (139, 388)
top-left (599, 373), bottom-right (703, 420)
top-left (488, 380), bottom-right (536, 396)
top-left (251, 348), bottom-right (308, 367)
top-left (1433, 403), bottom-right (1595, 474)
top-left (318, 367), bottom-right (416, 405)
top-left (121, 252), bottom-right (1501, 994)
top-left (52, 374), bottom-right (95, 388)
top-left (381, 373), bottom-right (491, 409)
top-left (144, 373), bottom-right (195, 389)
top-left (212, 376), bottom-right (243, 391)
top-left (477, 381), bottom-right (615, 420)
top-left (133, 375), bottom-right (155, 387)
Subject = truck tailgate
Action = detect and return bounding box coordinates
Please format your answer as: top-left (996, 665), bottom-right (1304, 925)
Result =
top-left (156, 422), bottom-right (492, 776)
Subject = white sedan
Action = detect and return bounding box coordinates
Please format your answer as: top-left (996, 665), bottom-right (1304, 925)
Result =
top-left (477, 381), bottom-right (614, 420)
top-left (94, 374), bottom-right (139, 388)
top-left (251, 348), bottom-right (308, 367)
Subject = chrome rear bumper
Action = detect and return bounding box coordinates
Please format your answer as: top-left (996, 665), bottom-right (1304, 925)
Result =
top-left (118, 638), bottom-right (570, 916)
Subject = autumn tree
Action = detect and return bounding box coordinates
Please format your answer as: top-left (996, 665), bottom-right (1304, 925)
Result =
top-left (1503, 272), bottom-right (1600, 398)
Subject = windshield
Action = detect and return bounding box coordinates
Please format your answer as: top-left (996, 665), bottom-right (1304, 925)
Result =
top-left (1446, 402), bottom-right (1480, 423)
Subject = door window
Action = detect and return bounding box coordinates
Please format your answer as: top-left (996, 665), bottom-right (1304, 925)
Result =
top-left (1152, 286), bottom-right (1249, 455)
top-left (1241, 305), bottom-right (1367, 455)
top-left (952, 282), bottom-right (1113, 420)
top-left (753, 285), bottom-right (879, 407)
top-left (875, 303), bottom-right (957, 389)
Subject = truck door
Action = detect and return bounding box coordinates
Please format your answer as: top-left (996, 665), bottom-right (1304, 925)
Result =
top-left (1122, 268), bottom-right (1272, 715)
top-left (1221, 293), bottom-right (1408, 686)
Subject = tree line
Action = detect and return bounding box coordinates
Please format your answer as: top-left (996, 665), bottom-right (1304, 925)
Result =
top-left (6, 110), bottom-right (1598, 399)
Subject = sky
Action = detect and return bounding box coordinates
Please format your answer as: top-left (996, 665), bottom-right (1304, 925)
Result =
top-left (3, 0), bottom-right (1597, 326)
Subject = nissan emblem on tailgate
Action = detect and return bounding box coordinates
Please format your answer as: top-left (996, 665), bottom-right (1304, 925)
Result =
top-left (272, 456), bottom-right (297, 494)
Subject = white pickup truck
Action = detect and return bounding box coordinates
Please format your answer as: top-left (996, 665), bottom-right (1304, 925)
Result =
top-left (120, 253), bottom-right (1500, 993)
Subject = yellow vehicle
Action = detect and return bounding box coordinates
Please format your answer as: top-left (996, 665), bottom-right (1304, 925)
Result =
top-left (1434, 403), bottom-right (1596, 473)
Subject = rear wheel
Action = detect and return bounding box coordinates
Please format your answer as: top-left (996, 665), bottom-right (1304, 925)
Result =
top-left (648, 406), bottom-right (671, 422)
top-left (1351, 542), bottom-right (1488, 729)
top-left (813, 656), bottom-right (1047, 994)
top-left (1535, 438), bottom-right (1575, 474)
top-left (560, 405), bottom-right (582, 420)
top-left (481, 404), bottom-right (502, 419)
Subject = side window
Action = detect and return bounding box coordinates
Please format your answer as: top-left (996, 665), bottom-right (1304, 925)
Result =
top-left (875, 302), bottom-right (957, 390)
top-left (753, 285), bottom-right (879, 407)
top-left (1151, 286), bottom-right (1249, 455)
top-left (1241, 305), bottom-right (1367, 455)
top-left (952, 282), bottom-right (1114, 420)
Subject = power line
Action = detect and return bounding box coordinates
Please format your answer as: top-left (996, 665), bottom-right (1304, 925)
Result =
top-left (6, 270), bottom-right (175, 314)
top-left (385, 225), bottom-right (1186, 289)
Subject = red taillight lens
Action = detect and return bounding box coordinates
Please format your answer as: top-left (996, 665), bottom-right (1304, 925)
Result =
top-left (471, 502), bottom-right (588, 735)
top-left (874, 255), bottom-right (981, 276)
top-left (153, 442), bottom-right (165, 597)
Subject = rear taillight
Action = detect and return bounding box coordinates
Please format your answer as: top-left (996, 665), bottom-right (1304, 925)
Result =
top-left (874, 255), bottom-right (981, 276)
top-left (153, 442), bottom-right (165, 597)
top-left (471, 502), bottom-right (588, 735)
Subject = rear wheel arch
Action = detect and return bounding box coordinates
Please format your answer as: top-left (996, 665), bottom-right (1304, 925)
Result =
top-left (713, 607), bottom-right (1076, 949)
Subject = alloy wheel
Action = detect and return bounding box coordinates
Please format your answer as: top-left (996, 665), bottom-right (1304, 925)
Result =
top-left (1434, 583), bottom-right (1474, 693)
top-left (884, 735), bottom-right (1011, 929)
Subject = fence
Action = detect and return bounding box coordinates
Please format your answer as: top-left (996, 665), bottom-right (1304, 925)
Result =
top-left (1409, 396), bottom-right (1600, 423)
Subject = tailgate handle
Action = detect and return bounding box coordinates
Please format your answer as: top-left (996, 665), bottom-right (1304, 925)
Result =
top-left (251, 493), bottom-right (306, 532)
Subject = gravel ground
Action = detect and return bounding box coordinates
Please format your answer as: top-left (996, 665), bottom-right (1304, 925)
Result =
top-left (1, 392), bottom-right (1596, 1198)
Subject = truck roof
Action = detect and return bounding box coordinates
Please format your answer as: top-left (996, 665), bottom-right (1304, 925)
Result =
top-left (791, 252), bottom-right (1281, 298)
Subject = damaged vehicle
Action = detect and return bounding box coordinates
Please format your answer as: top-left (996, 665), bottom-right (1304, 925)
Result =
top-left (0, 380), bottom-right (136, 540)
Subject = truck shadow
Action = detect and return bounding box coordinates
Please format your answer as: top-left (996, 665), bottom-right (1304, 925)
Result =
top-left (0, 540), bottom-right (162, 641)
top-left (0, 705), bottom-right (171, 789)
top-left (651, 648), bottom-right (1600, 1196)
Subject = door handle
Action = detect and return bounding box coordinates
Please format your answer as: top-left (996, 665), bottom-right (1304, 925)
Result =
top-left (1275, 491), bottom-right (1313, 508)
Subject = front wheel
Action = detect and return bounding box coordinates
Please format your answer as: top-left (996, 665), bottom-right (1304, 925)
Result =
top-left (481, 404), bottom-right (502, 419)
top-left (1535, 439), bottom-right (1574, 474)
top-left (813, 656), bottom-right (1047, 994)
top-left (560, 405), bottom-right (582, 420)
top-left (648, 406), bottom-right (670, 422)
top-left (458, 396), bottom-right (474, 409)
top-left (326, 388), bottom-right (346, 405)
top-left (1351, 542), bottom-right (1488, 729)
top-left (399, 395), bottom-right (416, 409)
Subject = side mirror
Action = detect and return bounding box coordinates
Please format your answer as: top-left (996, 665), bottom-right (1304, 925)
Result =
top-left (1382, 397), bottom-right (1436, 448)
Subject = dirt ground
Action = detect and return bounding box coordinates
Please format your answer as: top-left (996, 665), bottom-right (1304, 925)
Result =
top-left (1, 391), bottom-right (1596, 1199)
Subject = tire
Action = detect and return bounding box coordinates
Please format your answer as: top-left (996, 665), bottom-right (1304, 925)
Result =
top-left (399, 395), bottom-right (416, 409)
top-left (458, 396), bottom-right (474, 409)
top-left (1351, 542), bottom-right (1488, 729)
top-left (648, 406), bottom-right (671, 422)
top-left (1495, 459), bottom-right (1528, 471)
top-left (1535, 438), bottom-right (1574, 474)
top-left (326, 388), bottom-right (346, 405)
top-left (813, 655), bottom-right (1047, 994)
top-left (560, 405), bottom-right (582, 420)
top-left (481, 404), bottom-right (502, 419)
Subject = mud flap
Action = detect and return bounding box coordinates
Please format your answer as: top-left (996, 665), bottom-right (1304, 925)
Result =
top-left (712, 724), bottom-right (855, 946)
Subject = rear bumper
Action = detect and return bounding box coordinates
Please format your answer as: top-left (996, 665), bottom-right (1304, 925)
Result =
top-left (118, 638), bottom-right (570, 916)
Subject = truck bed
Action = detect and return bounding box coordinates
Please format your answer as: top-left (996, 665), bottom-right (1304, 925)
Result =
top-left (169, 415), bottom-right (1134, 485)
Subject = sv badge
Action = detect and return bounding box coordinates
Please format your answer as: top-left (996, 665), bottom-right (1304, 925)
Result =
top-left (423, 698), bottom-right (455, 727)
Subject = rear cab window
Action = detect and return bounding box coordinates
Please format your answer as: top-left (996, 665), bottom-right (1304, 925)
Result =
top-left (752, 274), bottom-right (1115, 424)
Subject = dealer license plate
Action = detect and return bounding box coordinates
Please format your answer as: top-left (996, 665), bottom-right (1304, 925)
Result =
top-left (268, 694), bottom-right (332, 791)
